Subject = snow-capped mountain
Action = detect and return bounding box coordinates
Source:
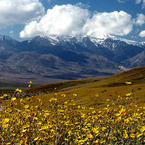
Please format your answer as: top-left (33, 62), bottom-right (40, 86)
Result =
top-left (0, 34), bottom-right (145, 84)
top-left (35, 34), bottom-right (145, 50)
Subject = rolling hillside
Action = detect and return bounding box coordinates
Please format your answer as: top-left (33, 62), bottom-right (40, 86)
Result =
top-left (2, 65), bottom-right (145, 107)
top-left (0, 66), bottom-right (145, 144)
top-left (20, 65), bottom-right (145, 108)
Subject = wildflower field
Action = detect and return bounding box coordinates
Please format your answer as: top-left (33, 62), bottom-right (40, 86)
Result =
top-left (0, 67), bottom-right (145, 144)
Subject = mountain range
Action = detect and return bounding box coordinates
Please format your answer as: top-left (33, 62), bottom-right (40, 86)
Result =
top-left (0, 34), bottom-right (145, 86)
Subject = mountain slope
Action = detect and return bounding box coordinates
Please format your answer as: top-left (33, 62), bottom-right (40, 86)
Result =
top-left (2, 65), bottom-right (145, 104)
top-left (1, 66), bottom-right (145, 145)
top-left (0, 35), bottom-right (145, 85)
top-left (2, 65), bottom-right (145, 110)
top-left (123, 50), bottom-right (145, 67)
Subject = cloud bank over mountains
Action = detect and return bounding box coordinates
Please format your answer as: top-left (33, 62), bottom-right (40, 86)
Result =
top-left (0, 0), bottom-right (145, 39)
top-left (82, 11), bottom-right (133, 38)
top-left (20, 4), bottom-right (145, 39)
top-left (0, 0), bottom-right (44, 28)
top-left (20, 4), bottom-right (134, 39)
top-left (20, 5), bottom-right (90, 38)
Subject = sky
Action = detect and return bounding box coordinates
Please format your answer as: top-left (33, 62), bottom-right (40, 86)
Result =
top-left (0, 0), bottom-right (145, 41)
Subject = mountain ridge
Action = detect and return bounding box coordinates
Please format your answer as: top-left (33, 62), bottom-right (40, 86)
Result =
top-left (0, 34), bottom-right (145, 86)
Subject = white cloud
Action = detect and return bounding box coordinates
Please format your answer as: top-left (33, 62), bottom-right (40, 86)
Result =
top-left (20, 5), bottom-right (134, 39)
top-left (136, 0), bottom-right (145, 8)
top-left (83, 11), bottom-right (133, 38)
top-left (117, 0), bottom-right (125, 3)
top-left (136, 0), bottom-right (142, 4)
top-left (135, 14), bottom-right (145, 25)
top-left (20, 4), bottom-right (90, 38)
top-left (143, 0), bottom-right (145, 8)
top-left (0, 0), bottom-right (44, 28)
top-left (139, 30), bottom-right (145, 37)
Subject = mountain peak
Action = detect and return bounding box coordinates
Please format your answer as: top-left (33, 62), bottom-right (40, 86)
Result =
top-left (0, 34), bottom-right (145, 84)
top-left (32, 34), bottom-right (142, 47)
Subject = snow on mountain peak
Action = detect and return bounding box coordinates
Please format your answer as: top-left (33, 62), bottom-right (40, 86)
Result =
top-left (32, 34), bottom-right (145, 49)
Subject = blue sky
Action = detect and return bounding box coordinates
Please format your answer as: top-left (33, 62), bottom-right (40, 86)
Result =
top-left (0, 0), bottom-right (145, 41)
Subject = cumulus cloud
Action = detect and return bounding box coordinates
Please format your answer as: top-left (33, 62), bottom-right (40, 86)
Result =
top-left (20, 4), bottom-right (90, 38)
top-left (136, 0), bottom-right (142, 4)
top-left (139, 30), bottom-right (145, 37)
top-left (117, 0), bottom-right (125, 3)
top-left (83, 11), bottom-right (133, 38)
top-left (135, 14), bottom-right (145, 25)
top-left (20, 5), bottom-right (134, 39)
top-left (0, 0), bottom-right (44, 28)
top-left (136, 0), bottom-right (145, 8)
top-left (143, 0), bottom-right (145, 8)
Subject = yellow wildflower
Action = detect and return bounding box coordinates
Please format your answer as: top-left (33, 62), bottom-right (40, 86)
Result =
top-left (93, 140), bottom-right (99, 144)
top-left (92, 127), bottom-right (99, 135)
top-left (61, 94), bottom-right (66, 97)
top-left (78, 139), bottom-right (85, 144)
top-left (100, 140), bottom-right (106, 144)
top-left (44, 112), bottom-right (49, 117)
top-left (15, 88), bottom-right (22, 93)
top-left (126, 92), bottom-right (132, 97)
top-left (39, 125), bottom-right (48, 131)
top-left (140, 126), bottom-right (145, 132)
top-left (102, 127), bottom-right (107, 131)
top-left (68, 130), bottom-right (72, 136)
top-left (11, 97), bottom-right (16, 101)
top-left (29, 80), bottom-right (32, 84)
top-left (137, 133), bottom-right (143, 138)
top-left (28, 84), bottom-right (31, 88)
top-left (130, 133), bottom-right (135, 138)
top-left (119, 107), bottom-right (126, 115)
top-left (49, 98), bottom-right (57, 102)
top-left (5, 108), bottom-right (12, 113)
top-left (87, 133), bottom-right (93, 139)
top-left (22, 129), bottom-right (27, 133)
top-left (24, 105), bottom-right (29, 109)
top-left (123, 130), bottom-right (128, 138)
top-left (3, 94), bottom-right (8, 98)
top-left (34, 137), bottom-right (39, 141)
top-left (106, 99), bottom-right (110, 101)
top-left (77, 105), bottom-right (80, 109)
top-left (125, 81), bottom-right (132, 85)
top-left (95, 94), bottom-right (99, 97)
top-left (73, 93), bottom-right (77, 97)
top-left (2, 118), bottom-right (10, 124)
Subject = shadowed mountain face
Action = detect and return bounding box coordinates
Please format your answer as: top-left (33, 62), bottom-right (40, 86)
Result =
top-left (0, 35), bottom-right (145, 85)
